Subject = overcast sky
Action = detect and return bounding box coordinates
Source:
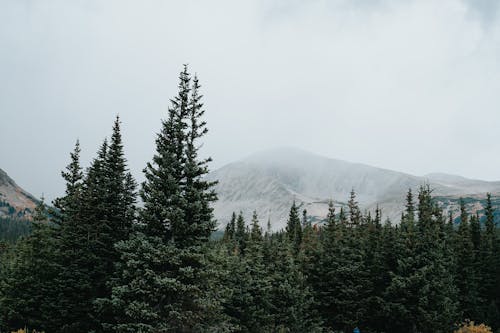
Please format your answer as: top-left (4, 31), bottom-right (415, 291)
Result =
top-left (1, 0), bottom-right (500, 201)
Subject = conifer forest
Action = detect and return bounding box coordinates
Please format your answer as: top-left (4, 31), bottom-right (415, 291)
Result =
top-left (1, 67), bottom-right (499, 333)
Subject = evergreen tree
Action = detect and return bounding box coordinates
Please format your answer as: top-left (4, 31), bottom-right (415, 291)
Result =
top-left (104, 66), bottom-right (224, 332)
top-left (324, 199), bottom-right (336, 238)
top-left (91, 118), bottom-right (137, 331)
top-left (363, 205), bottom-right (386, 332)
top-left (386, 186), bottom-right (458, 333)
top-left (52, 141), bottom-right (97, 333)
top-left (286, 201), bottom-right (302, 253)
top-left (338, 206), bottom-right (348, 225)
top-left (250, 210), bottom-right (263, 243)
top-left (235, 212), bottom-right (247, 255)
top-left (384, 189), bottom-right (419, 331)
top-left (0, 197), bottom-right (59, 332)
top-left (416, 186), bottom-right (458, 332)
top-left (470, 213), bottom-right (481, 254)
top-left (223, 212), bottom-right (237, 243)
top-left (455, 198), bottom-right (481, 321)
top-left (480, 194), bottom-right (500, 329)
top-left (104, 116), bottom-right (137, 242)
top-left (52, 140), bottom-right (84, 222)
top-left (225, 235), bottom-right (273, 332)
top-left (299, 206), bottom-right (321, 306)
top-left (315, 192), bottom-right (371, 332)
top-left (181, 74), bottom-right (218, 245)
top-left (302, 209), bottom-right (309, 228)
top-left (348, 189), bottom-right (362, 227)
top-left (404, 188), bottom-right (415, 224)
top-left (268, 237), bottom-right (322, 332)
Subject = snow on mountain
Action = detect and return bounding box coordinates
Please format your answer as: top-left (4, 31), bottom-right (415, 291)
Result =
top-left (208, 148), bottom-right (500, 230)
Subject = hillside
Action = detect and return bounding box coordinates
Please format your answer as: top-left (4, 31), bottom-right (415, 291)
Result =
top-left (208, 148), bottom-right (500, 229)
top-left (2, 150), bottom-right (499, 231)
top-left (0, 168), bottom-right (38, 218)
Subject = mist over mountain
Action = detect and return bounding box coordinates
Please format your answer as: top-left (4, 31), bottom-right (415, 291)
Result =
top-left (2, 148), bottom-right (499, 230)
top-left (208, 148), bottom-right (500, 229)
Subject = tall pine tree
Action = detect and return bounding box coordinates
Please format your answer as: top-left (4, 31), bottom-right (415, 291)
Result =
top-left (104, 66), bottom-right (224, 332)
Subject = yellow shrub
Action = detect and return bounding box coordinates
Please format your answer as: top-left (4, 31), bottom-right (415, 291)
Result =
top-left (455, 320), bottom-right (493, 333)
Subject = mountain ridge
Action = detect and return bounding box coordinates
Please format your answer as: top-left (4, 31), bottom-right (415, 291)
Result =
top-left (2, 148), bottom-right (499, 229)
top-left (0, 168), bottom-right (38, 218)
top-left (208, 147), bottom-right (500, 229)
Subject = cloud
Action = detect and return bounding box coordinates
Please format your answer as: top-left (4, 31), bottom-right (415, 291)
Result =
top-left (1, 0), bottom-right (500, 200)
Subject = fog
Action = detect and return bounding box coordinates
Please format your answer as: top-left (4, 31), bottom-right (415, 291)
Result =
top-left (1, 0), bottom-right (500, 200)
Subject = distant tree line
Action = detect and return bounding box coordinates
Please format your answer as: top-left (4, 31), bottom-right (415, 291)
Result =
top-left (0, 66), bottom-right (499, 333)
top-left (0, 217), bottom-right (31, 242)
top-left (0, 199), bottom-right (34, 242)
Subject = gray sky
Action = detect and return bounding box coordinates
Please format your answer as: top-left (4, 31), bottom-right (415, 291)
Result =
top-left (1, 0), bottom-right (500, 201)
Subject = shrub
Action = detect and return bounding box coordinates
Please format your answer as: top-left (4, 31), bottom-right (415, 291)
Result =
top-left (455, 320), bottom-right (493, 333)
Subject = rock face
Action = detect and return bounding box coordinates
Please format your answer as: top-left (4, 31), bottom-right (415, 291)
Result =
top-left (0, 168), bottom-right (38, 218)
top-left (208, 148), bottom-right (500, 229)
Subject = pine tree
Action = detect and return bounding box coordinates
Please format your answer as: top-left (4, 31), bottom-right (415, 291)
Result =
top-left (315, 192), bottom-right (371, 332)
top-left (338, 206), bottom-right (348, 225)
top-left (181, 74), bottom-right (217, 245)
top-left (223, 212), bottom-right (237, 243)
top-left (268, 237), bottom-right (322, 332)
top-left (416, 186), bottom-right (458, 331)
top-left (82, 138), bottom-right (110, 317)
top-left (348, 189), bottom-right (362, 227)
top-left (235, 212), bottom-right (247, 255)
top-left (324, 200), bottom-right (336, 238)
top-left (480, 194), bottom-right (500, 329)
top-left (385, 189), bottom-right (419, 331)
top-left (386, 186), bottom-right (458, 333)
top-left (470, 213), bottom-right (481, 254)
top-left (90, 118), bottom-right (137, 331)
top-left (105, 66), bottom-right (224, 332)
top-left (104, 116), bottom-right (137, 242)
top-left (52, 141), bottom-right (97, 333)
top-left (250, 210), bottom-right (263, 243)
top-left (265, 217), bottom-right (272, 241)
top-left (455, 198), bottom-right (481, 321)
top-left (286, 201), bottom-right (302, 253)
top-left (226, 236), bottom-right (273, 332)
top-left (363, 205), bottom-right (386, 332)
top-left (404, 188), bottom-right (415, 225)
top-left (52, 140), bottom-right (84, 221)
top-left (299, 206), bottom-right (320, 290)
top-left (0, 197), bottom-right (59, 332)
top-left (302, 209), bottom-right (308, 227)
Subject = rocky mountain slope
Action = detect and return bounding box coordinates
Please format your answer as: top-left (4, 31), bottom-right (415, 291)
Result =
top-left (0, 168), bottom-right (38, 218)
top-left (208, 148), bottom-right (500, 229)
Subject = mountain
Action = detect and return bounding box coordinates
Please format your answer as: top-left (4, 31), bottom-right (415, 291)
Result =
top-left (208, 148), bottom-right (500, 229)
top-left (0, 168), bottom-right (38, 218)
top-left (2, 150), bottom-right (498, 230)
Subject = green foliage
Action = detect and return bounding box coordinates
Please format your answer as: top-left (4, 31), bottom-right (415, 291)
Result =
top-left (0, 217), bottom-right (31, 242)
top-left (221, 215), bottom-right (322, 333)
top-left (315, 196), bottom-right (371, 332)
top-left (103, 65), bottom-right (223, 332)
top-left (0, 198), bottom-right (59, 332)
top-left (99, 233), bottom-right (225, 332)
top-left (286, 201), bottom-right (302, 254)
top-left (385, 186), bottom-right (459, 333)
